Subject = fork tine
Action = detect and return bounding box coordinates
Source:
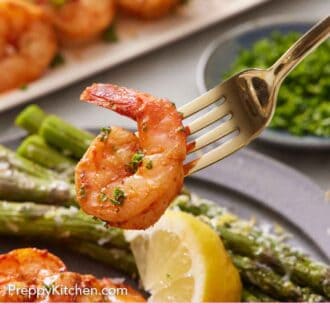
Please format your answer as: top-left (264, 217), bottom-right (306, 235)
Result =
top-left (187, 119), bottom-right (237, 153)
top-left (187, 103), bottom-right (231, 134)
top-left (179, 84), bottom-right (224, 118)
top-left (184, 135), bottom-right (245, 176)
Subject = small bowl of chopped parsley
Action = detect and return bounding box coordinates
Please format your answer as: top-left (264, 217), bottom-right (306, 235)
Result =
top-left (197, 17), bottom-right (330, 149)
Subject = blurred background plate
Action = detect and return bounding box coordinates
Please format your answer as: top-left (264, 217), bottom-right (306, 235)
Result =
top-left (0, 0), bottom-right (268, 113)
top-left (1, 131), bottom-right (329, 279)
top-left (197, 16), bottom-right (330, 149)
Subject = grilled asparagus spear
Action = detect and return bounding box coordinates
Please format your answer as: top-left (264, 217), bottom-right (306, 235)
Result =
top-left (15, 105), bottom-right (94, 159)
top-left (172, 193), bottom-right (330, 299)
top-left (0, 201), bottom-right (127, 249)
top-left (0, 201), bottom-right (327, 302)
top-left (17, 135), bottom-right (75, 181)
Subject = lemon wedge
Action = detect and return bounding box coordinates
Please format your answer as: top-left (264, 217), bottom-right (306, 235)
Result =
top-left (125, 210), bottom-right (242, 302)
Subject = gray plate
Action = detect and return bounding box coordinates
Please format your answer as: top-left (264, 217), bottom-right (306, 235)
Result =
top-left (197, 16), bottom-right (330, 149)
top-left (1, 132), bottom-right (330, 279)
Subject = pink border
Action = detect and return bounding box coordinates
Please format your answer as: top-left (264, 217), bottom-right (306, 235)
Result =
top-left (2, 304), bottom-right (328, 329)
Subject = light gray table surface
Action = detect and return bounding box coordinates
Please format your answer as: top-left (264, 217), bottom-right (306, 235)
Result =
top-left (0, 0), bottom-right (329, 191)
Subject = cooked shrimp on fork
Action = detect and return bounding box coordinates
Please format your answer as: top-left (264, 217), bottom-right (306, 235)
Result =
top-left (76, 84), bottom-right (187, 230)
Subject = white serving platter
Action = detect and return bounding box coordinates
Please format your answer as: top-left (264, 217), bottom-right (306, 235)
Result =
top-left (0, 0), bottom-right (268, 112)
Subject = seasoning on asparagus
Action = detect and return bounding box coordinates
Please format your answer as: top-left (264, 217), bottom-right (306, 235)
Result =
top-left (0, 200), bottom-right (327, 302)
top-left (0, 170), bottom-right (76, 206)
top-left (0, 201), bottom-right (128, 249)
top-left (241, 287), bottom-right (276, 303)
top-left (68, 239), bottom-right (137, 277)
top-left (232, 254), bottom-right (325, 302)
top-left (172, 193), bottom-right (330, 299)
top-left (0, 145), bottom-right (60, 181)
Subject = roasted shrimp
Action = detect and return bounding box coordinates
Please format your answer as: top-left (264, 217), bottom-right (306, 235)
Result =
top-left (0, 0), bottom-right (58, 93)
top-left (33, 0), bottom-right (116, 45)
top-left (0, 248), bottom-right (66, 302)
top-left (0, 248), bottom-right (145, 303)
top-left (118, 0), bottom-right (181, 19)
top-left (76, 84), bottom-right (187, 230)
top-left (0, 248), bottom-right (66, 283)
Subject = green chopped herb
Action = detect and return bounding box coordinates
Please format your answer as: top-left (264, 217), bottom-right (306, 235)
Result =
top-left (145, 159), bottom-right (153, 170)
top-left (49, 0), bottom-right (67, 7)
top-left (44, 283), bottom-right (54, 293)
top-left (110, 188), bottom-right (126, 206)
top-left (128, 150), bottom-right (144, 173)
top-left (99, 192), bottom-right (109, 203)
top-left (50, 53), bottom-right (65, 68)
top-left (103, 24), bottom-right (118, 43)
top-left (20, 84), bottom-right (28, 91)
top-left (224, 32), bottom-right (330, 138)
top-left (99, 127), bottom-right (111, 142)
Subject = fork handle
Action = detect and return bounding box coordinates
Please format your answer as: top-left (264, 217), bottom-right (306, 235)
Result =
top-left (270, 16), bottom-right (330, 83)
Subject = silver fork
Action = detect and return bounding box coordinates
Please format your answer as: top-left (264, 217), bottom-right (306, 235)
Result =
top-left (180, 16), bottom-right (330, 176)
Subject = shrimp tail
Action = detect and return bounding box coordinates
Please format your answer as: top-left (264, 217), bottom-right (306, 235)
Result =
top-left (81, 83), bottom-right (145, 120)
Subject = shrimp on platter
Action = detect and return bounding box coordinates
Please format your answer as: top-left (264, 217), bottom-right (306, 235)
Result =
top-left (0, 248), bottom-right (145, 303)
top-left (76, 84), bottom-right (187, 230)
top-left (32, 0), bottom-right (116, 45)
top-left (0, 0), bottom-right (58, 93)
top-left (118, 0), bottom-right (182, 19)
top-left (0, 248), bottom-right (66, 283)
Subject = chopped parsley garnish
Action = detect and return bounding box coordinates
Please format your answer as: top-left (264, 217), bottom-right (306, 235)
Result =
top-left (44, 283), bottom-right (54, 293)
top-left (50, 53), bottom-right (65, 68)
top-left (20, 84), bottom-right (28, 91)
top-left (50, 0), bottom-right (67, 7)
top-left (103, 24), bottom-right (118, 43)
top-left (225, 32), bottom-right (330, 138)
top-left (110, 188), bottom-right (126, 206)
top-left (99, 192), bottom-right (109, 203)
top-left (128, 151), bottom-right (144, 173)
top-left (99, 127), bottom-right (111, 142)
top-left (145, 159), bottom-right (153, 170)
